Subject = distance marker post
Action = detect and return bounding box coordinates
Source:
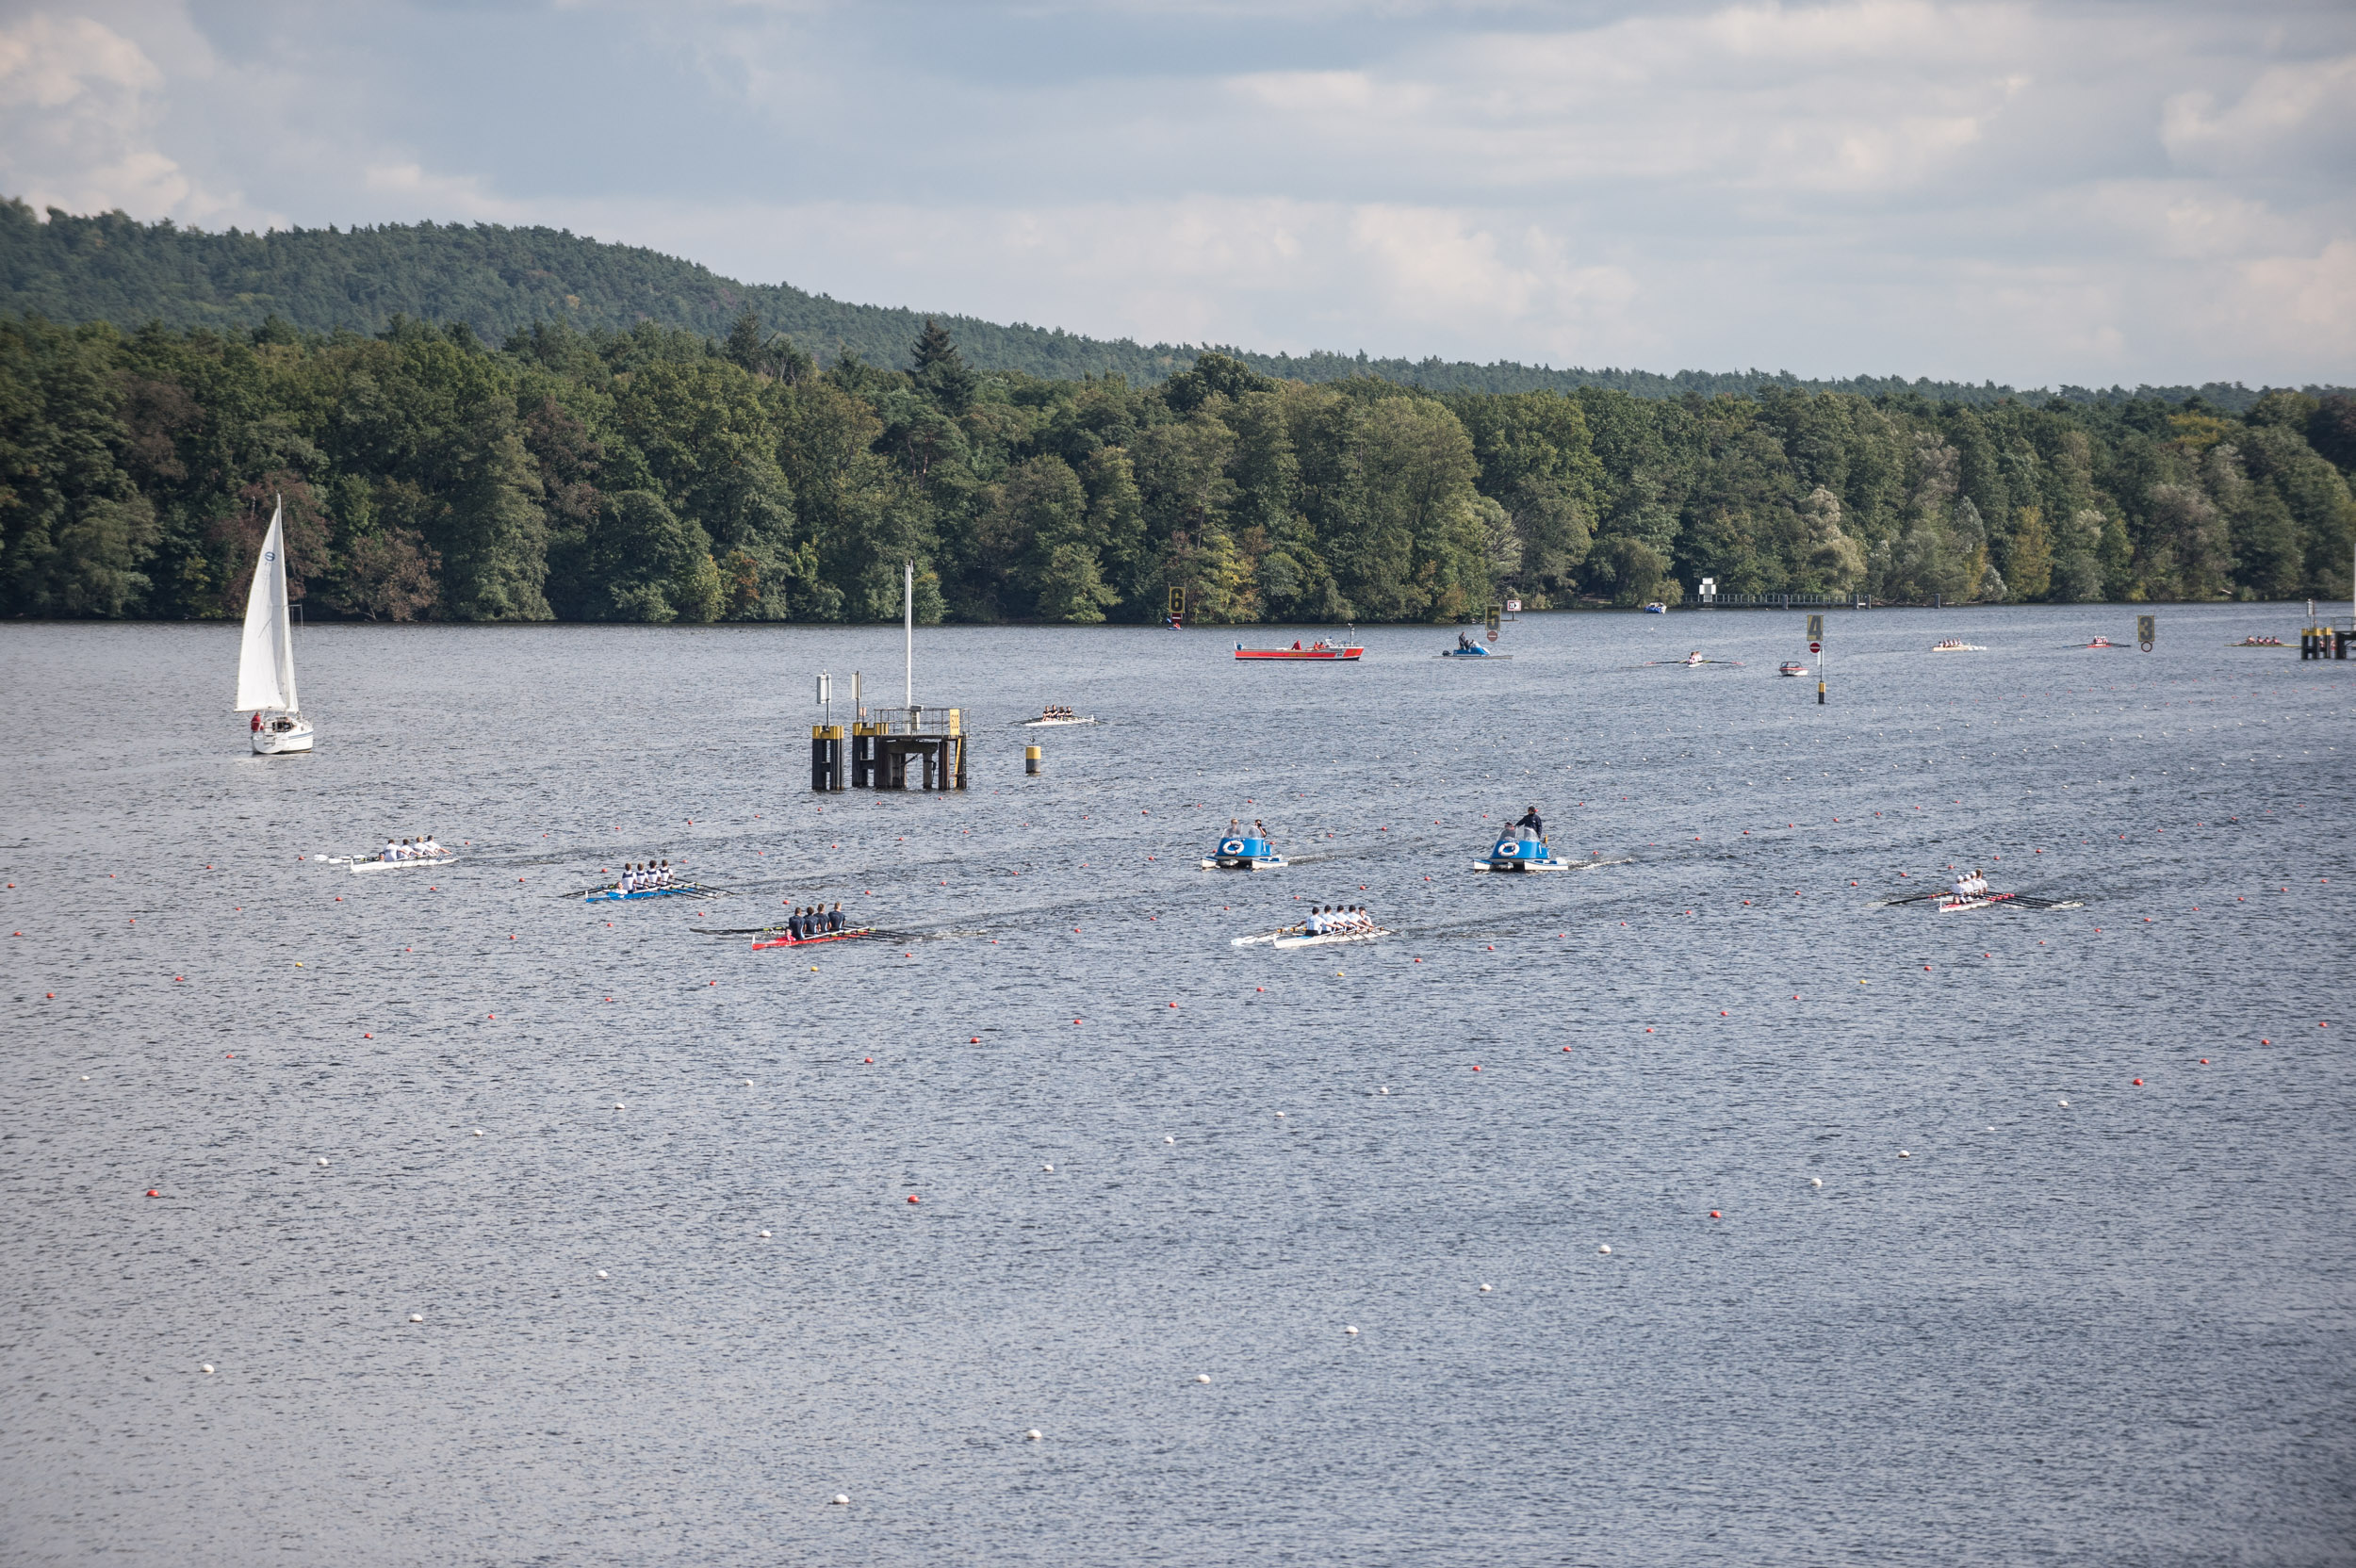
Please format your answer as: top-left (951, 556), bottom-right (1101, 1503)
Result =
top-left (1807, 612), bottom-right (1825, 704)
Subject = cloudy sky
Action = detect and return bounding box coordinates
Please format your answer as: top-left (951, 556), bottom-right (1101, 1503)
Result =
top-left (3, 0), bottom-right (2351, 385)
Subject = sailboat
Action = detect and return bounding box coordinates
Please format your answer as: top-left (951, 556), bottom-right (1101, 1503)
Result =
top-left (237, 498), bottom-right (313, 754)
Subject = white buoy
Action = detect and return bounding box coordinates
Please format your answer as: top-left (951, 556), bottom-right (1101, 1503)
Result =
top-left (1479, 1282), bottom-right (1493, 1293)
top-left (831, 1494), bottom-right (850, 1506)
top-left (1275, 1111), bottom-right (1285, 1118)
top-left (316, 1156), bottom-right (328, 1166)
top-left (1809, 1177), bottom-right (1823, 1188)
top-left (1025, 1429), bottom-right (1043, 1441)
top-left (409, 1313), bottom-right (423, 1322)
top-left (1597, 1245), bottom-right (1611, 1255)
top-left (760, 1230), bottom-right (772, 1238)
top-left (1195, 1373), bottom-right (1212, 1383)
top-left (1165, 1135), bottom-right (1175, 1143)
top-left (1344, 1326), bottom-right (1358, 1335)
top-left (1380, 1086), bottom-right (1390, 1095)
top-left (1899, 1150), bottom-right (1911, 1158)
top-left (596, 1270), bottom-right (609, 1280)
top-left (474, 1129), bottom-right (484, 1136)
top-left (614, 1102), bottom-right (626, 1110)
top-left (2058, 1099), bottom-right (2070, 1107)
top-left (744, 1081), bottom-right (753, 1087)
top-left (200, 1364), bottom-right (214, 1374)
top-left (1042, 1164), bottom-right (1054, 1172)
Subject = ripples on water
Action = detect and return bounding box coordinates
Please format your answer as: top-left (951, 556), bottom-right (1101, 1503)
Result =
top-left (3, 606), bottom-right (2352, 1566)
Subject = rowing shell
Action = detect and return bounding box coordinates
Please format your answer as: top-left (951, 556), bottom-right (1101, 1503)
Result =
top-left (1271, 926), bottom-right (1390, 949)
top-left (1937, 893), bottom-right (2015, 912)
top-left (751, 925), bottom-right (875, 952)
top-left (1230, 927), bottom-right (1307, 946)
top-left (1015, 716), bottom-right (1098, 727)
top-left (582, 883), bottom-right (710, 903)
top-left (348, 855), bottom-right (457, 874)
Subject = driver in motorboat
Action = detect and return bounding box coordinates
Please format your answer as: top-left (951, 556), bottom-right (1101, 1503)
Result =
top-left (1514, 806), bottom-right (1543, 844)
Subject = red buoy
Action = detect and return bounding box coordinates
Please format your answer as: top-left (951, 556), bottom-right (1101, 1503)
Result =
top-left (907, 1195), bottom-right (920, 1204)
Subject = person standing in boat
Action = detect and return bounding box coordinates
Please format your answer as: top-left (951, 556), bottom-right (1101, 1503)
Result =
top-left (1514, 806), bottom-right (1543, 844)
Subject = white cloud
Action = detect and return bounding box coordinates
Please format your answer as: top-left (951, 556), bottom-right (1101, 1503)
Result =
top-left (0, 9), bottom-right (260, 225)
top-left (2162, 54), bottom-right (2356, 174)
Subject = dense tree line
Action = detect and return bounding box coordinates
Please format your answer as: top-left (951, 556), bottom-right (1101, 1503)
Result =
top-left (3, 307), bottom-right (2350, 627)
top-left (7, 202), bottom-right (2329, 411)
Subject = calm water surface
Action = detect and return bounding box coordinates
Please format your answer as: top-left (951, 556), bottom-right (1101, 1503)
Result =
top-left (4, 605), bottom-right (2353, 1567)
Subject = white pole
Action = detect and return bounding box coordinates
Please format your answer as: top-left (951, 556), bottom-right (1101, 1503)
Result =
top-left (904, 561), bottom-right (914, 710)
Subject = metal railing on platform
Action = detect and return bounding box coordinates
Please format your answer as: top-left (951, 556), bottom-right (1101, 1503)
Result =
top-left (858, 706), bottom-right (963, 736)
top-left (1684, 593), bottom-right (1871, 609)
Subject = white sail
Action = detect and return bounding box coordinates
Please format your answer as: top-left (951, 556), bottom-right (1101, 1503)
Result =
top-left (235, 502), bottom-right (296, 712)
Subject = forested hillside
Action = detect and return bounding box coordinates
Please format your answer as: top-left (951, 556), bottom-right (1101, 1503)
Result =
top-left (1, 200), bottom-right (2313, 410)
top-left (5, 307), bottom-right (2350, 626)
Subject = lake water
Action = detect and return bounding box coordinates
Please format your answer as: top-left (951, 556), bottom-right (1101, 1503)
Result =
top-left (4, 604), bottom-right (2352, 1567)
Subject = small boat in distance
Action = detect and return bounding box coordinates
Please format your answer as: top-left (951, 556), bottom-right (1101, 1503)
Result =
top-left (236, 498), bottom-right (313, 754)
top-left (1930, 639), bottom-right (1986, 652)
top-left (2231, 635), bottom-right (2285, 646)
top-left (2081, 636), bottom-right (2116, 649)
top-left (1235, 637), bottom-right (1363, 661)
top-left (1017, 705), bottom-right (1097, 726)
top-left (1778, 662), bottom-right (1808, 678)
top-left (1642, 601), bottom-right (1668, 613)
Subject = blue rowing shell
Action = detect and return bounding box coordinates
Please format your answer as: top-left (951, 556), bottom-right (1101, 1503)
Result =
top-left (582, 884), bottom-right (704, 903)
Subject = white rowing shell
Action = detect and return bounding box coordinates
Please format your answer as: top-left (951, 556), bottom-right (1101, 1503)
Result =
top-left (1271, 927), bottom-right (1390, 949)
top-left (349, 856), bottom-right (458, 874)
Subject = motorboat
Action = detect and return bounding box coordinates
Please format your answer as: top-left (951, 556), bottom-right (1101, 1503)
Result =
top-left (1201, 831), bottom-right (1286, 870)
top-left (1235, 639), bottom-right (1363, 661)
top-left (1472, 834), bottom-right (1567, 873)
top-left (1642, 602), bottom-right (1668, 613)
top-left (1778, 662), bottom-right (1808, 677)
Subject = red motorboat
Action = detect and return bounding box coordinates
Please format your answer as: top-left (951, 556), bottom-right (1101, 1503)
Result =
top-left (1235, 638), bottom-right (1363, 661)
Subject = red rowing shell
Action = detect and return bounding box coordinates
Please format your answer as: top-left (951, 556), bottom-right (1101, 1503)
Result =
top-left (1235, 645), bottom-right (1364, 661)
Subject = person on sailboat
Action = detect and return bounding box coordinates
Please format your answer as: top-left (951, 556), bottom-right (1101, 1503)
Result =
top-left (252, 713), bottom-right (263, 733)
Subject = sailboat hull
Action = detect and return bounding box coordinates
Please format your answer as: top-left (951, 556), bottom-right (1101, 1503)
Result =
top-left (252, 721), bottom-right (314, 755)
